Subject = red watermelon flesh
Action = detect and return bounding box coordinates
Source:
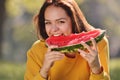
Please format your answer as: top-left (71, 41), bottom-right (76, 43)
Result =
top-left (45, 29), bottom-right (105, 53)
top-left (46, 29), bottom-right (100, 47)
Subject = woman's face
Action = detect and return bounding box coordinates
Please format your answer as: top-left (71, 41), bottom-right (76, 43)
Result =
top-left (44, 5), bottom-right (72, 37)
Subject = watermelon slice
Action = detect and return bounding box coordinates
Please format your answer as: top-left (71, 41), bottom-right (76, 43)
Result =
top-left (45, 29), bottom-right (106, 53)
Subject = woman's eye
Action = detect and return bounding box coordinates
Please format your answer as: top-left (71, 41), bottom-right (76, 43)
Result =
top-left (45, 21), bottom-right (51, 25)
top-left (59, 21), bottom-right (65, 24)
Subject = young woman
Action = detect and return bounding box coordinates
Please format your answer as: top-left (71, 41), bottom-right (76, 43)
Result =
top-left (24, 0), bottom-right (110, 80)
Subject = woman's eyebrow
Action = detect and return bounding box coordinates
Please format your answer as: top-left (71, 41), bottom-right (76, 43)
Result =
top-left (56, 18), bottom-right (67, 21)
top-left (45, 18), bottom-right (67, 21)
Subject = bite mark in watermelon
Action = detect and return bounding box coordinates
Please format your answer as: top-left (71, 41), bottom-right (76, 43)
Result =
top-left (45, 29), bottom-right (106, 53)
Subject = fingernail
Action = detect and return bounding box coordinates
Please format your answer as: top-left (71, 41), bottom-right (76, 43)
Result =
top-left (78, 49), bottom-right (81, 52)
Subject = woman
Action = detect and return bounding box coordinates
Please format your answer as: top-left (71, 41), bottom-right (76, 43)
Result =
top-left (24, 0), bottom-right (110, 80)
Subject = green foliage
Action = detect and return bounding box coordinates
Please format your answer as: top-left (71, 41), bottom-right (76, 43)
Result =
top-left (0, 62), bottom-right (25, 80)
top-left (13, 25), bottom-right (36, 45)
top-left (5, 0), bottom-right (84, 17)
top-left (110, 58), bottom-right (120, 80)
top-left (6, 0), bottom-right (44, 17)
top-left (22, 0), bottom-right (44, 13)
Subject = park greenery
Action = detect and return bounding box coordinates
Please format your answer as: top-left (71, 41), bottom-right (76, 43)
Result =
top-left (0, 0), bottom-right (120, 80)
top-left (0, 58), bottom-right (120, 80)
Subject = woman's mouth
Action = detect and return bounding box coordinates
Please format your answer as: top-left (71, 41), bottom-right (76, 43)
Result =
top-left (53, 34), bottom-right (64, 36)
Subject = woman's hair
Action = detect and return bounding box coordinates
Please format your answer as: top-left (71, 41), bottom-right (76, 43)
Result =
top-left (34, 0), bottom-right (94, 40)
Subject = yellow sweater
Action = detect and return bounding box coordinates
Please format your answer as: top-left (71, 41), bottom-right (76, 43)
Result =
top-left (24, 37), bottom-right (110, 80)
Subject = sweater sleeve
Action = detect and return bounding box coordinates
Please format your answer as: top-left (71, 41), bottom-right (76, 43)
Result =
top-left (89, 37), bottom-right (110, 80)
top-left (24, 49), bottom-right (46, 80)
top-left (24, 41), bottom-right (47, 80)
top-left (90, 71), bottom-right (109, 80)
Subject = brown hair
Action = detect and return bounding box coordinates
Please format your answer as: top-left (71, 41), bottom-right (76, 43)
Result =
top-left (34, 0), bottom-right (94, 40)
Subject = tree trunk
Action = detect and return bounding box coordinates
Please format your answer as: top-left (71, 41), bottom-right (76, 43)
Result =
top-left (0, 0), bottom-right (6, 59)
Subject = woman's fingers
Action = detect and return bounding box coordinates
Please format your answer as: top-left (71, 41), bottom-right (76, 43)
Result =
top-left (41, 46), bottom-right (64, 78)
top-left (78, 39), bottom-right (98, 61)
top-left (45, 51), bottom-right (64, 64)
top-left (78, 49), bottom-right (87, 57)
top-left (47, 52), bottom-right (64, 60)
top-left (91, 38), bottom-right (97, 51)
top-left (47, 45), bottom-right (64, 61)
top-left (78, 49), bottom-right (91, 61)
top-left (80, 39), bottom-right (98, 56)
top-left (43, 51), bottom-right (64, 72)
top-left (81, 41), bottom-right (93, 53)
top-left (47, 45), bottom-right (58, 52)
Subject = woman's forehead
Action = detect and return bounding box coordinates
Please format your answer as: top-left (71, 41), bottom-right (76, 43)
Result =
top-left (44, 5), bottom-right (69, 20)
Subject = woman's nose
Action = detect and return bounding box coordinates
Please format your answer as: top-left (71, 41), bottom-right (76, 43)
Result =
top-left (51, 25), bottom-right (59, 32)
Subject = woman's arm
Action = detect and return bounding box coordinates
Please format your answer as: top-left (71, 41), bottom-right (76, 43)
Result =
top-left (24, 49), bottom-right (46, 80)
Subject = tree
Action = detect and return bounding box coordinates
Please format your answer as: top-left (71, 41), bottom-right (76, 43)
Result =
top-left (0, 0), bottom-right (6, 59)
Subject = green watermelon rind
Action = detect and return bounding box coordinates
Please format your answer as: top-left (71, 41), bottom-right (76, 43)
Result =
top-left (51, 30), bottom-right (106, 53)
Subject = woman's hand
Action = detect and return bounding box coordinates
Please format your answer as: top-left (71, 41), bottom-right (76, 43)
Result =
top-left (78, 38), bottom-right (102, 74)
top-left (40, 46), bottom-right (64, 78)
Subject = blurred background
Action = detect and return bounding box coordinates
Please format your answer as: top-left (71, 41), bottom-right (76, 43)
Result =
top-left (0, 0), bottom-right (120, 80)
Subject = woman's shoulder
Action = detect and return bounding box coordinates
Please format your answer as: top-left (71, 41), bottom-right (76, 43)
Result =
top-left (30, 40), bottom-right (46, 50)
top-left (100, 36), bottom-right (108, 45)
top-left (32, 40), bottom-right (45, 46)
top-left (97, 36), bottom-right (109, 50)
top-left (27, 40), bottom-right (47, 62)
